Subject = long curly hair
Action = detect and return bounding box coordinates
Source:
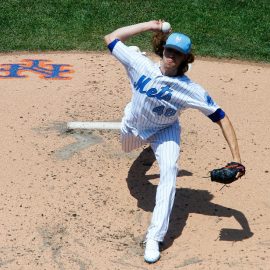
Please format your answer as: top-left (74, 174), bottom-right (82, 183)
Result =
top-left (152, 32), bottom-right (195, 76)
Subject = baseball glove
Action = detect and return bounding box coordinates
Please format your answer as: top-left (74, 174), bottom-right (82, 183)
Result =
top-left (210, 162), bottom-right (245, 184)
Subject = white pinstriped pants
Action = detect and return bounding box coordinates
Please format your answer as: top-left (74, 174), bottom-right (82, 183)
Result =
top-left (121, 122), bottom-right (180, 242)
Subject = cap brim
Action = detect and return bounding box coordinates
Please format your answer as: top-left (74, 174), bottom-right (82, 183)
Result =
top-left (164, 44), bottom-right (189, 55)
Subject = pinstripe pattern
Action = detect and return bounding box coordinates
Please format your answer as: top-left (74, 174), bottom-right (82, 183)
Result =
top-left (110, 39), bottom-right (223, 243)
top-left (146, 122), bottom-right (180, 241)
top-left (112, 40), bottom-right (221, 140)
top-left (121, 121), bottom-right (147, 152)
top-left (121, 120), bottom-right (180, 241)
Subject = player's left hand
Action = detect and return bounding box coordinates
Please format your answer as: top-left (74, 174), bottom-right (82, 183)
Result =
top-left (210, 162), bottom-right (246, 184)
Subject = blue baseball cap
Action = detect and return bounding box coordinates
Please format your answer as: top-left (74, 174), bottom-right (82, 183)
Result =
top-left (164, 33), bottom-right (192, 54)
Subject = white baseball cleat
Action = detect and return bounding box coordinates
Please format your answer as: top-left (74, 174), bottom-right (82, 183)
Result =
top-left (144, 239), bottom-right (160, 263)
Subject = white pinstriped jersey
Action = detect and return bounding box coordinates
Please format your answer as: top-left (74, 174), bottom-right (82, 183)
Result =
top-left (108, 39), bottom-right (225, 140)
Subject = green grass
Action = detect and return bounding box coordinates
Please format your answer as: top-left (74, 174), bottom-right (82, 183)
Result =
top-left (0, 0), bottom-right (269, 62)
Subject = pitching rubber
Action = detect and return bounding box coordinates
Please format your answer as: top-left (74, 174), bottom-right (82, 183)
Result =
top-left (66, 121), bottom-right (121, 130)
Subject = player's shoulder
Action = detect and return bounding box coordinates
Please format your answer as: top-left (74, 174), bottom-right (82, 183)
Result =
top-left (175, 75), bottom-right (199, 89)
top-left (174, 76), bottom-right (209, 100)
top-left (110, 39), bottom-right (153, 70)
top-left (110, 39), bottom-right (139, 57)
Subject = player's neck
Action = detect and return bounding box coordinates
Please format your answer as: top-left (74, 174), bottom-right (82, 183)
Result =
top-left (160, 61), bottom-right (178, 77)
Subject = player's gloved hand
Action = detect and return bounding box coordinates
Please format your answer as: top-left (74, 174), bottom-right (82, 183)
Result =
top-left (210, 162), bottom-right (246, 184)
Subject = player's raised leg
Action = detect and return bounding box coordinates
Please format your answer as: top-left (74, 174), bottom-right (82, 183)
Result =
top-left (121, 122), bottom-right (147, 152)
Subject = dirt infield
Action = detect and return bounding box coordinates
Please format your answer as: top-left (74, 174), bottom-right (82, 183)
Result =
top-left (0, 52), bottom-right (270, 270)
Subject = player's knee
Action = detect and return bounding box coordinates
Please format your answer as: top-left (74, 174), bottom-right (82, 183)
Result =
top-left (160, 162), bottom-right (178, 175)
top-left (122, 146), bottom-right (131, 153)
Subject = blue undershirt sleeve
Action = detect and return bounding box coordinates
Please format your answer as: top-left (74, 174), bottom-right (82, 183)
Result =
top-left (107, 39), bottom-right (120, 52)
top-left (208, 108), bottom-right (226, 122)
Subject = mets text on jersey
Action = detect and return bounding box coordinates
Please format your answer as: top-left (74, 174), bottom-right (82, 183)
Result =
top-left (134, 75), bottom-right (173, 101)
top-left (0, 59), bottom-right (74, 80)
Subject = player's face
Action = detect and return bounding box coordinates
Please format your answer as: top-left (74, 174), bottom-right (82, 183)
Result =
top-left (163, 48), bottom-right (186, 69)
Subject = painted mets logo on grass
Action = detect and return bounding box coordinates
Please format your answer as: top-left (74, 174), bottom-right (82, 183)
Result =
top-left (0, 59), bottom-right (74, 80)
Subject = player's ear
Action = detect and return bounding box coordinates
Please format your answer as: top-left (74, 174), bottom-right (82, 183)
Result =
top-left (187, 52), bottom-right (195, 63)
